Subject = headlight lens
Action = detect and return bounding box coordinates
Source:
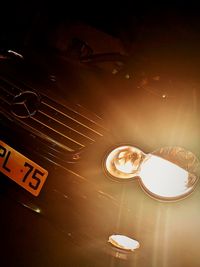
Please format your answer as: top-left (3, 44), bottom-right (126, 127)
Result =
top-left (104, 145), bottom-right (145, 180)
top-left (104, 145), bottom-right (199, 201)
top-left (139, 154), bottom-right (197, 199)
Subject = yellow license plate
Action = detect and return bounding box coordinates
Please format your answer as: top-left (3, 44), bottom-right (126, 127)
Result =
top-left (0, 140), bottom-right (48, 196)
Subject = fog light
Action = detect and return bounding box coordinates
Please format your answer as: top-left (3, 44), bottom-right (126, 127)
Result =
top-left (104, 145), bottom-right (199, 201)
top-left (108, 234), bottom-right (140, 252)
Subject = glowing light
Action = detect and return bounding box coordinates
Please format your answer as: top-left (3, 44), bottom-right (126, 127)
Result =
top-left (104, 145), bottom-right (199, 200)
top-left (105, 146), bottom-right (145, 179)
top-left (108, 234), bottom-right (140, 251)
top-left (140, 155), bottom-right (196, 199)
top-left (35, 208), bottom-right (41, 213)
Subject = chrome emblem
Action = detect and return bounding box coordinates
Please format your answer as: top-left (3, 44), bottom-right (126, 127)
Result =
top-left (11, 91), bottom-right (40, 118)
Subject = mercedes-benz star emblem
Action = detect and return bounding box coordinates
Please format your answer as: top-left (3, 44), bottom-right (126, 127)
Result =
top-left (11, 91), bottom-right (40, 118)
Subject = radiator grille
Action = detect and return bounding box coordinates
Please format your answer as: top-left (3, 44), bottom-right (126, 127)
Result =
top-left (0, 76), bottom-right (106, 153)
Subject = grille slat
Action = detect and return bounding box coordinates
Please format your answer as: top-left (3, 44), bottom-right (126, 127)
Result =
top-left (0, 76), bottom-right (22, 95)
top-left (41, 98), bottom-right (105, 135)
top-left (17, 116), bottom-right (82, 152)
top-left (0, 84), bottom-right (15, 96)
top-left (0, 87), bottom-right (15, 104)
top-left (40, 101), bottom-right (102, 139)
top-left (38, 110), bottom-right (95, 142)
top-left (31, 116), bottom-right (85, 148)
top-left (0, 76), bottom-right (106, 154)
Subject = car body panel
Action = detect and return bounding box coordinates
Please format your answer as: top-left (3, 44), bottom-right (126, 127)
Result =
top-left (1, 21), bottom-right (200, 267)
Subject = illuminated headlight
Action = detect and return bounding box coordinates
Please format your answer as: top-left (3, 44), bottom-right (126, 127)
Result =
top-left (104, 145), bottom-right (199, 201)
top-left (104, 145), bottom-right (145, 180)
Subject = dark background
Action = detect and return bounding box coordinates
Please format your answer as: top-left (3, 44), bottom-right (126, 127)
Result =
top-left (1, 1), bottom-right (200, 53)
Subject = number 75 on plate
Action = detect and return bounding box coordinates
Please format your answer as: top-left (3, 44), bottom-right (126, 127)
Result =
top-left (0, 140), bottom-right (48, 196)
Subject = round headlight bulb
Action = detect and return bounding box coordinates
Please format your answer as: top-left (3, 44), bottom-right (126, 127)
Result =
top-left (104, 145), bottom-right (145, 180)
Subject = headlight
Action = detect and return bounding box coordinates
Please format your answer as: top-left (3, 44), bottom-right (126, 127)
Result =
top-left (104, 145), bottom-right (145, 180)
top-left (104, 145), bottom-right (199, 201)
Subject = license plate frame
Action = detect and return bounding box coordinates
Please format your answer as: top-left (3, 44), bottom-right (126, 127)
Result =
top-left (0, 140), bottom-right (48, 196)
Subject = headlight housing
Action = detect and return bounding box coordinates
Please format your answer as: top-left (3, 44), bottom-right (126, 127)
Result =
top-left (104, 145), bottom-right (200, 201)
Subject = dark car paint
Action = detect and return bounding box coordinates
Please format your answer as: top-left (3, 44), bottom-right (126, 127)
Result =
top-left (1, 45), bottom-right (200, 267)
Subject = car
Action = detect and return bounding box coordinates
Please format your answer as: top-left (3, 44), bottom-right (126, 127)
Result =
top-left (1, 10), bottom-right (200, 267)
